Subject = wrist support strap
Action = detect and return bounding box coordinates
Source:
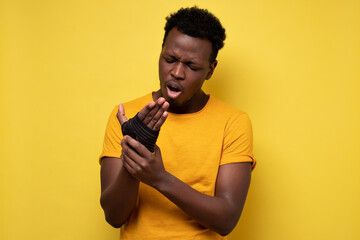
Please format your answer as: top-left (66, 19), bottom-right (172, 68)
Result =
top-left (121, 113), bottom-right (159, 152)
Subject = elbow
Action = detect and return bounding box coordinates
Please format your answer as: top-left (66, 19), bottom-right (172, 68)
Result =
top-left (215, 199), bottom-right (247, 236)
top-left (219, 232), bottom-right (231, 237)
top-left (100, 196), bottom-right (125, 229)
top-left (217, 224), bottom-right (235, 237)
top-left (215, 212), bottom-right (241, 236)
top-left (105, 216), bottom-right (124, 229)
top-left (102, 206), bottom-right (126, 228)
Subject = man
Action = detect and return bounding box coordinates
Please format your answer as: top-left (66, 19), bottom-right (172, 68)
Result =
top-left (99, 7), bottom-right (255, 239)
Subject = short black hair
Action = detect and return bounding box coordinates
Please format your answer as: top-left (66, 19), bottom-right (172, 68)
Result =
top-left (162, 6), bottom-right (226, 63)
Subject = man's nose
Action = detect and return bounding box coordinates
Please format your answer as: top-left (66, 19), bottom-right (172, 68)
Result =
top-left (170, 62), bottom-right (185, 80)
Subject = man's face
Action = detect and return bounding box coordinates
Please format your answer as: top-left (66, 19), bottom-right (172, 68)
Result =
top-left (158, 28), bottom-right (216, 113)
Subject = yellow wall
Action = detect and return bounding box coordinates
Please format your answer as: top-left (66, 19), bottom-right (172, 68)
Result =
top-left (1, 0), bottom-right (359, 239)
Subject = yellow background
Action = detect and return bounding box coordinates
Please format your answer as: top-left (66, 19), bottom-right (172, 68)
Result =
top-left (1, 0), bottom-right (359, 239)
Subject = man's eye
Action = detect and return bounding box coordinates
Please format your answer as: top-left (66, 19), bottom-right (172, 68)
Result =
top-left (165, 58), bottom-right (176, 63)
top-left (188, 65), bottom-right (199, 71)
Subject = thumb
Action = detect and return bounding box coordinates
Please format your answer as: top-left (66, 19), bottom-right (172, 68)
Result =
top-left (153, 145), bottom-right (161, 156)
top-left (117, 104), bottom-right (128, 126)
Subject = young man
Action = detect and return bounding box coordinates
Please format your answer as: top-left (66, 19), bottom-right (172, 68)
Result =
top-left (99, 7), bottom-right (255, 239)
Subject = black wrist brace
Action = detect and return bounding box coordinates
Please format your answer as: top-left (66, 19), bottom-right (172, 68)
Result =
top-left (121, 113), bottom-right (159, 152)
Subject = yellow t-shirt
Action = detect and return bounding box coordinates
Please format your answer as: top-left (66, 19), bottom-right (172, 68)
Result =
top-left (100, 93), bottom-right (255, 240)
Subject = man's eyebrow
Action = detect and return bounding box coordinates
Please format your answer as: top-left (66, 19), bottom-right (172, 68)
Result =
top-left (185, 60), bottom-right (201, 66)
top-left (163, 52), bottom-right (176, 57)
top-left (163, 53), bottom-right (178, 60)
top-left (163, 53), bottom-right (200, 65)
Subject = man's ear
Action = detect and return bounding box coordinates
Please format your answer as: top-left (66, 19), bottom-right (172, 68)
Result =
top-left (206, 60), bottom-right (218, 80)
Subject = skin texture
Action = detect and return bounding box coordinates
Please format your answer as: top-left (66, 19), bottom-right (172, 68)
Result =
top-left (100, 28), bottom-right (252, 236)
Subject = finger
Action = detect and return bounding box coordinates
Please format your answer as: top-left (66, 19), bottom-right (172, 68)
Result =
top-left (121, 136), bottom-right (142, 161)
top-left (152, 145), bottom-right (163, 163)
top-left (153, 111), bottom-right (168, 131)
top-left (142, 97), bottom-right (164, 125)
top-left (122, 138), bottom-right (150, 173)
top-left (123, 135), bottom-right (150, 157)
top-left (153, 145), bottom-right (161, 155)
top-left (138, 101), bottom-right (156, 121)
top-left (122, 155), bottom-right (137, 176)
top-left (117, 104), bottom-right (128, 126)
top-left (147, 101), bottom-right (169, 129)
top-left (143, 97), bottom-right (169, 128)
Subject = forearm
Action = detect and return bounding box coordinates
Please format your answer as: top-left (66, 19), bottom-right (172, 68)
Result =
top-left (154, 172), bottom-right (240, 236)
top-left (119, 136), bottom-right (251, 235)
top-left (100, 167), bottom-right (139, 228)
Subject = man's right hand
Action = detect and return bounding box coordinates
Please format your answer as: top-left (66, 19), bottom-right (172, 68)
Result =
top-left (117, 97), bottom-right (169, 131)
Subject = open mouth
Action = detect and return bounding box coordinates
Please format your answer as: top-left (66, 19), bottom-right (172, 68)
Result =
top-left (168, 85), bottom-right (180, 92)
top-left (166, 83), bottom-right (182, 99)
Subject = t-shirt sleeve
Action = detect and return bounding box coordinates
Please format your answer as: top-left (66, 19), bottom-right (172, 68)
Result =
top-left (220, 112), bottom-right (256, 169)
top-left (99, 105), bottom-right (123, 164)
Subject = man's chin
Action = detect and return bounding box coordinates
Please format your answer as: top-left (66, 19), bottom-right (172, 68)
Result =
top-left (166, 98), bottom-right (179, 107)
top-left (166, 97), bottom-right (186, 110)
